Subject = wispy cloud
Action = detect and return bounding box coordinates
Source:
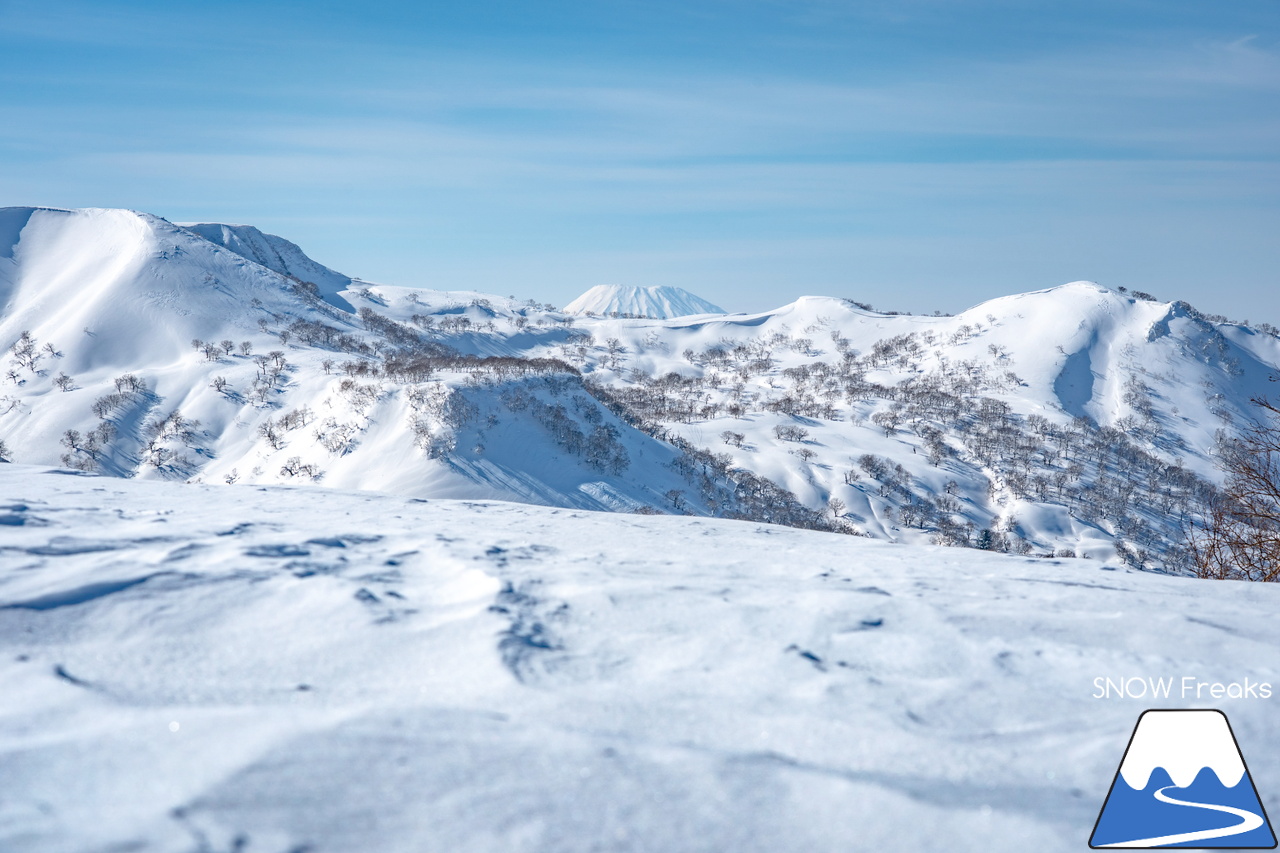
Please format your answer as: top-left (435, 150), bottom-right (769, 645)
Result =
top-left (1, 0), bottom-right (1277, 319)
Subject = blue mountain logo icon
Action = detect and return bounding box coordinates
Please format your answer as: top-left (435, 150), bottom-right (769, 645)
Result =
top-left (1091, 709), bottom-right (1276, 848)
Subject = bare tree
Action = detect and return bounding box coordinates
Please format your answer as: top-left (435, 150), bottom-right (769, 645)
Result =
top-left (9, 330), bottom-right (39, 371)
top-left (61, 429), bottom-right (81, 452)
top-left (280, 456), bottom-right (319, 478)
top-left (1184, 396), bottom-right (1280, 581)
top-left (774, 424), bottom-right (809, 442)
top-left (258, 418), bottom-right (284, 450)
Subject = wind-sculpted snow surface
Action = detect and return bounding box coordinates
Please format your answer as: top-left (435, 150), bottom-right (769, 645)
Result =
top-left (3, 466), bottom-right (1280, 852)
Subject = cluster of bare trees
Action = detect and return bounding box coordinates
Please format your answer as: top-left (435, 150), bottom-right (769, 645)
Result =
top-left (406, 381), bottom-right (477, 458)
top-left (560, 318), bottom-right (1236, 561)
top-left (192, 338), bottom-right (252, 361)
top-left (60, 422), bottom-right (115, 471)
top-left (140, 410), bottom-right (201, 470)
top-left (8, 331), bottom-right (42, 372)
top-left (1183, 396), bottom-right (1280, 581)
top-left (7, 330), bottom-right (60, 385)
top-left (248, 350), bottom-right (290, 404)
top-left (587, 381), bottom-right (841, 531)
top-left (500, 380), bottom-right (631, 474)
top-left (257, 406), bottom-right (314, 452)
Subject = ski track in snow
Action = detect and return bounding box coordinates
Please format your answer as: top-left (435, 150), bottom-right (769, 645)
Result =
top-left (3, 466), bottom-right (1280, 852)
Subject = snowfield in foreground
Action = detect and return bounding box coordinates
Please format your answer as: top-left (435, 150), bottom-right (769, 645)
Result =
top-left (1, 464), bottom-right (1279, 852)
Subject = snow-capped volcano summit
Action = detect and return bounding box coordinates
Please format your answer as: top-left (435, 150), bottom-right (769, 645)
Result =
top-left (564, 284), bottom-right (725, 318)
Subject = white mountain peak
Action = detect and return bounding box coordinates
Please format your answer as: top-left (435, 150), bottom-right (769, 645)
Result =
top-left (564, 284), bottom-right (725, 319)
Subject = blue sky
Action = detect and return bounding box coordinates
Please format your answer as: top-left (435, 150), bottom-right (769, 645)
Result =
top-left (1, 0), bottom-right (1277, 320)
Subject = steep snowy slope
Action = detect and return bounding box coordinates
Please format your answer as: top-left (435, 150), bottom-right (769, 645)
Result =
top-left (565, 284), bottom-right (726, 318)
top-left (180, 222), bottom-right (355, 313)
top-left (0, 208), bottom-right (794, 521)
top-left (2, 465), bottom-right (1278, 853)
top-left (0, 207), bottom-right (351, 374)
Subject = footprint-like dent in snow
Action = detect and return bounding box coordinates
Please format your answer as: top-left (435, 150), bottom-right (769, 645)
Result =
top-left (244, 544), bottom-right (311, 558)
top-left (490, 581), bottom-right (570, 684)
top-left (306, 534), bottom-right (383, 548)
top-left (785, 645), bottom-right (828, 671)
top-left (18, 537), bottom-right (133, 556)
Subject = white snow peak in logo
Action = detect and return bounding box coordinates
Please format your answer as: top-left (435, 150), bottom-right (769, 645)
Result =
top-left (1090, 709), bottom-right (1277, 848)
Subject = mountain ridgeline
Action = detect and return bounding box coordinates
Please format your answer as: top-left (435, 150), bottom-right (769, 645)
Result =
top-left (3, 206), bottom-right (1278, 569)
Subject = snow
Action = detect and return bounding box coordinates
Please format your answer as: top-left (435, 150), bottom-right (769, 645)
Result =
top-left (180, 222), bottom-right (356, 313)
top-left (564, 284), bottom-right (726, 318)
top-left (4, 207), bottom-right (1280, 850)
top-left (0, 207), bottom-right (353, 376)
top-left (2, 464), bottom-right (1279, 852)
top-left (4, 207), bottom-right (1280, 568)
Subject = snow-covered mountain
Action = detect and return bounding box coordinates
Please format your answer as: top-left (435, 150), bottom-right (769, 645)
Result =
top-left (5, 208), bottom-right (1280, 851)
top-left (3, 464), bottom-right (1280, 853)
top-left (564, 284), bottom-right (725, 318)
top-left (4, 206), bottom-right (1279, 569)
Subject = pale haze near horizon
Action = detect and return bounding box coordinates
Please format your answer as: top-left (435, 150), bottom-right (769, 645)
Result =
top-left (1, 0), bottom-right (1277, 322)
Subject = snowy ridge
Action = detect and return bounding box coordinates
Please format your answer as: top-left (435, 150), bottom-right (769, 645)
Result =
top-left (0, 207), bottom-right (351, 374)
top-left (564, 284), bottom-right (726, 318)
top-left (4, 207), bottom-right (1280, 567)
top-left (180, 222), bottom-right (355, 313)
top-left (1119, 711), bottom-right (1246, 790)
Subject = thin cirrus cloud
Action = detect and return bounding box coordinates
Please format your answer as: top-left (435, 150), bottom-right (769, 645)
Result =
top-left (0, 0), bottom-right (1276, 318)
